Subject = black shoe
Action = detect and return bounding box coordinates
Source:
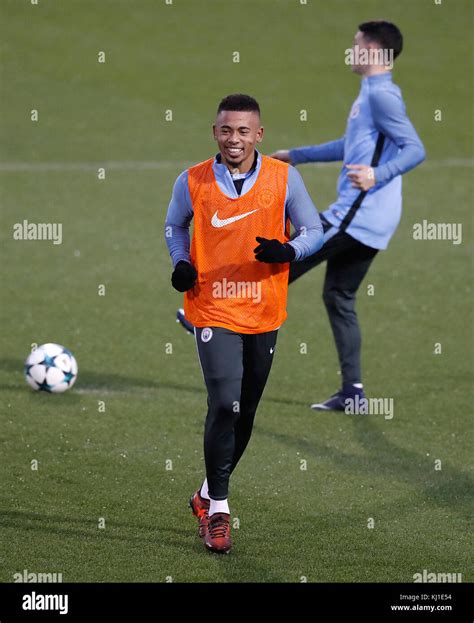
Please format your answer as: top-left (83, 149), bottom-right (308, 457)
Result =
top-left (311, 384), bottom-right (365, 411)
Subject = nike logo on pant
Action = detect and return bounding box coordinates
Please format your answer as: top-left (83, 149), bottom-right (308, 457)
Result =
top-left (211, 209), bottom-right (259, 228)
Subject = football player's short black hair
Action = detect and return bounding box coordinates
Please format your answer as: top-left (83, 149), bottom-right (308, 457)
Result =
top-left (359, 20), bottom-right (403, 59)
top-left (217, 94), bottom-right (260, 116)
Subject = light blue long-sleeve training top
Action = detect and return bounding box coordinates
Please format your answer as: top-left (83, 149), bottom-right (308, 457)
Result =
top-left (165, 150), bottom-right (323, 267)
top-left (290, 72), bottom-right (426, 250)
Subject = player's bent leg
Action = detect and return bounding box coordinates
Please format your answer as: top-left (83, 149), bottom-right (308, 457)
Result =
top-left (288, 217), bottom-right (342, 284)
top-left (312, 242), bottom-right (378, 410)
top-left (195, 327), bottom-right (243, 553)
top-left (323, 285), bottom-right (361, 383)
top-left (203, 376), bottom-right (242, 498)
top-left (230, 330), bottom-right (278, 473)
top-left (201, 330), bottom-right (278, 553)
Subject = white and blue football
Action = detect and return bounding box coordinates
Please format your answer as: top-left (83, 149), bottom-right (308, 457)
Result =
top-left (25, 343), bottom-right (78, 393)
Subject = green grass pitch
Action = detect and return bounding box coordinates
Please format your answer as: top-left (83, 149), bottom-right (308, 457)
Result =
top-left (0, 0), bottom-right (472, 583)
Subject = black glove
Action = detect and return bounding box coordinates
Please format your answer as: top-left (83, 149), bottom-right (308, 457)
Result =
top-left (253, 237), bottom-right (296, 263)
top-left (171, 261), bottom-right (197, 292)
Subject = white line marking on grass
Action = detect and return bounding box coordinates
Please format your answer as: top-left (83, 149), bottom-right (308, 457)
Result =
top-left (0, 161), bottom-right (194, 172)
top-left (0, 158), bottom-right (472, 172)
top-left (74, 387), bottom-right (152, 396)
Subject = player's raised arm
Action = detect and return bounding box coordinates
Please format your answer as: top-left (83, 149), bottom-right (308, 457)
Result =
top-left (369, 88), bottom-right (426, 183)
top-left (164, 171), bottom-right (197, 292)
top-left (345, 89), bottom-right (426, 192)
top-left (271, 138), bottom-right (345, 165)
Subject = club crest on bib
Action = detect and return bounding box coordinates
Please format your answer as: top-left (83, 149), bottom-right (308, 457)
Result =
top-left (257, 189), bottom-right (275, 209)
top-left (201, 327), bottom-right (213, 343)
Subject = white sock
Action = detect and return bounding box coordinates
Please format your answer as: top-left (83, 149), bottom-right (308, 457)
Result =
top-left (200, 478), bottom-right (210, 500)
top-left (353, 383), bottom-right (363, 389)
top-left (209, 498), bottom-right (230, 516)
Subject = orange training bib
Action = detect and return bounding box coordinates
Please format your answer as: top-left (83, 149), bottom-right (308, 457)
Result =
top-left (184, 155), bottom-right (290, 334)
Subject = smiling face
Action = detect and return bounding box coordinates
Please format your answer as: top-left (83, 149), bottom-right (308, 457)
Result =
top-left (213, 110), bottom-right (264, 173)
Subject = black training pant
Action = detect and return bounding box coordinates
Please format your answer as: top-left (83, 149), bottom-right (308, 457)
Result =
top-left (289, 218), bottom-right (378, 385)
top-left (195, 326), bottom-right (278, 500)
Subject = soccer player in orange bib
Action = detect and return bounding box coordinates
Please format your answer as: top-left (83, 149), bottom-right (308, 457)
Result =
top-left (165, 94), bottom-right (323, 554)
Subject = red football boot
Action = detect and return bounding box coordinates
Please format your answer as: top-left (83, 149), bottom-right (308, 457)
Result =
top-left (188, 489), bottom-right (210, 538)
top-left (204, 512), bottom-right (232, 554)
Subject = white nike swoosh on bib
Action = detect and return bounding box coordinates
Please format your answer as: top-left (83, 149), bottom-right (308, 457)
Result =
top-left (211, 209), bottom-right (258, 228)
